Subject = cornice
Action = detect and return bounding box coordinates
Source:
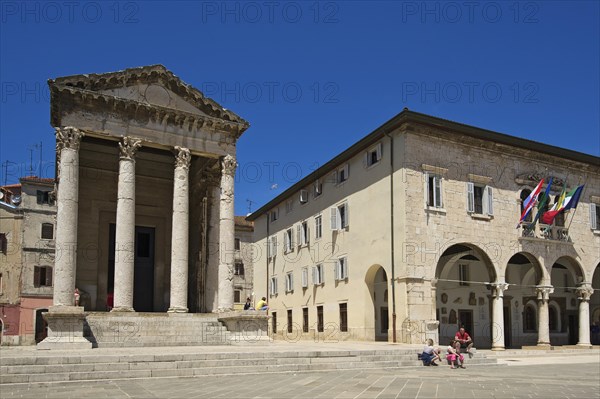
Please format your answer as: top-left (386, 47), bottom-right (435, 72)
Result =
top-left (50, 84), bottom-right (248, 137)
top-left (49, 65), bottom-right (249, 129)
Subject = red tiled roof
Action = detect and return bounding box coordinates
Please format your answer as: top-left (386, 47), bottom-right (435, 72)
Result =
top-left (234, 216), bottom-right (254, 228)
top-left (20, 176), bottom-right (55, 184)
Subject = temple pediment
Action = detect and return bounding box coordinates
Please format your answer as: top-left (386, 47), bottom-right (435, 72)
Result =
top-left (49, 65), bottom-right (249, 141)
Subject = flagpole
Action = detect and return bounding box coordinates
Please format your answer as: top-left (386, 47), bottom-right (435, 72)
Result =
top-left (565, 177), bottom-right (587, 232)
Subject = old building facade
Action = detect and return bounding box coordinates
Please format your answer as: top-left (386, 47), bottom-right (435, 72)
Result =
top-left (233, 216), bottom-right (255, 310)
top-left (39, 65), bottom-right (250, 348)
top-left (0, 177), bottom-right (56, 345)
top-left (248, 110), bottom-right (600, 349)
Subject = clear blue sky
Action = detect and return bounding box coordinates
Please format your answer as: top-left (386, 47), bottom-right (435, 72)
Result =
top-left (1, 1), bottom-right (599, 215)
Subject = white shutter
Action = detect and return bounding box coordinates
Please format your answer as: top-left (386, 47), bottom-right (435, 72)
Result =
top-left (312, 266), bottom-right (318, 285)
top-left (424, 172), bottom-right (430, 206)
top-left (296, 224), bottom-right (302, 247)
top-left (591, 204), bottom-right (598, 230)
top-left (335, 260), bottom-right (340, 281)
top-left (376, 142), bottom-right (382, 161)
top-left (289, 229), bottom-right (294, 249)
top-left (300, 189), bottom-right (308, 203)
top-left (343, 258), bottom-right (348, 279)
top-left (330, 207), bottom-right (339, 230)
top-left (272, 236), bottom-right (277, 256)
top-left (332, 170), bottom-right (338, 184)
top-left (302, 268), bottom-right (308, 287)
top-left (319, 265), bottom-right (324, 283)
top-left (268, 237), bottom-right (274, 258)
top-left (363, 152), bottom-right (369, 168)
top-left (343, 164), bottom-right (349, 179)
top-left (487, 186), bottom-right (494, 216)
top-left (467, 182), bottom-right (474, 213)
top-left (343, 202), bottom-right (349, 228)
top-left (284, 231), bottom-right (289, 252)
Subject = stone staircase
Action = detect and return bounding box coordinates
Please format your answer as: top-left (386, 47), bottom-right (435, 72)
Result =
top-left (0, 347), bottom-right (498, 384)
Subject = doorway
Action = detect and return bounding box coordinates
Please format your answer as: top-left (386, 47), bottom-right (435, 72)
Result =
top-left (109, 225), bottom-right (156, 312)
top-left (503, 305), bottom-right (511, 348)
top-left (458, 310), bottom-right (474, 338)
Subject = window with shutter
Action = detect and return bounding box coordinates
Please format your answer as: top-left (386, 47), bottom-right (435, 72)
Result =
top-left (330, 207), bottom-right (339, 230)
top-left (0, 233), bottom-right (6, 254)
top-left (467, 182), bottom-right (474, 213)
top-left (426, 173), bottom-right (443, 208)
top-left (34, 266), bottom-right (41, 287)
top-left (315, 215), bottom-right (322, 239)
top-left (41, 223), bottom-right (54, 239)
top-left (591, 203), bottom-right (599, 230)
top-left (300, 189), bottom-right (308, 204)
top-left (313, 180), bottom-right (323, 197)
top-left (286, 272), bottom-right (294, 292)
top-left (45, 266), bottom-right (53, 286)
top-left (302, 267), bottom-right (308, 288)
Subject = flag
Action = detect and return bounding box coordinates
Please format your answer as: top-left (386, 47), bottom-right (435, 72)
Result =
top-left (541, 185), bottom-right (567, 225)
top-left (530, 177), bottom-right (553, 226)
top-left (517, 178), bottom-right (544, 227)
top-left (562, 185), bottom-right (584, 211)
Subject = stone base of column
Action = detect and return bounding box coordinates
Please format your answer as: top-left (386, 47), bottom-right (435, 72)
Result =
top-left (217, 311), bottom-right (270, 345)
top-left (167, 306), bottom-right (189, 313)
top-left (536, 342), bottom-right (551, 347)
top-left (37, 306), bottom-right (92, 350)
top-left (111, 306), bottom-right (135, 312)
top-left (491, 346), bottom-right (506, 351)
top-left (576, 343), bottom-right (592, 348)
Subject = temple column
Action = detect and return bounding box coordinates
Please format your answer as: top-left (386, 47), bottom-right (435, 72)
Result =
top-left (112, 137), bottom-right (141, 312)
top-left (168, 147), bottom-right (191, 313)
top-left (52, 127), bottom-right (84, 307)
top-left (536, 285), bottom-right (553, 346)
top-left (576, 284), bottom-right (594, 346)
top-left (205, 181), bottom-right (221, 312)
top-left (491, 282), bottom-right (509, 351)
top-left (217, 155), bottom-right (237, 312)
top-left (38, 127), bottom-right (91, 349)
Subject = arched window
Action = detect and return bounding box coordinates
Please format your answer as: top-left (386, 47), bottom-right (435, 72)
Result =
top-left (523, 302), bottom-right (537, 332)
top-left (520, 189), bottom-right (532, 222)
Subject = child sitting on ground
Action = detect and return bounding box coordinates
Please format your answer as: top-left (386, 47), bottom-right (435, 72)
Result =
top-left (446, 339), bottom-right (466, 369)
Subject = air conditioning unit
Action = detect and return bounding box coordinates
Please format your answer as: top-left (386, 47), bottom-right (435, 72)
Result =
top-left (299, 189), bottom-right (308, 204)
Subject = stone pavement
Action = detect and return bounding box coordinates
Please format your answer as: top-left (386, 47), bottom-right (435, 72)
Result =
top-left (0, 342), bottom-right (599, 398)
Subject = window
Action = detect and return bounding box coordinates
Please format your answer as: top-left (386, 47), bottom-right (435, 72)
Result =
top-left (234, 262), bottom-right (245, 276)
top-left (591, 203), bottom-right (600, 230)
top-left (270, 276), bottom-right (278, 295)
top-left (313, 180), bottom-right (323, 198)
top-left (303, 308), bottom-right (309, 333)
top-left (272, 312), bottom-right (277, 334)
top-left (267, 236), bottom-right (277, 259)
top-left (330, 202), bottom-right (349, 230)
top-left (36, 190), bottom-right (53, 205)
top-left (335, 257), bottom-right (348, 281)
top-left (284, 228), bottom-right (294, 253)
top-left (286, 199), bottom-right (293, 213)
top-left (270, 208), bottom-right (279, 222)
top-left (339, 303), bottom-right (348, 332)
top-left (286, 271), bottom-right (294, 292)
top-left (523, 303), bottom-right (537, 332)
top-left (299, 189), bottom-right (308, 204)
top-left (234, 289), bottom-right (241, 303)
top-left (467, 182), bottom-right (493, 216)
top-left (286, 309), bottom-right (293, 333)
top-left (425, 173), bottom-right (443, 208)
top-left (297, 221), bottom-right (309, 247)
top-left (459, 264), bottom-right (469, 286)
top-left (317, 306), bottom-right (324, 332)
top-left (234, 238), bottom-right (241, 250)
top-left (301, 267), bottom-right (309, 288)
top-left (0, 233), bottom-right (6, 254)
top-left (41, 223), bottom-right (54, 239)
top-left (334, 164), bottom-right (349, 185)
top-left (313, 263), bottom-right (324, 285)
top-left (315, 215), bottom-right (322, 240)
top-left (34, 266), bottom-right (53, 287)
top-left (365, 143), bottom-right (382, 167)
top-left (520, 189), bottom-right (533, 223)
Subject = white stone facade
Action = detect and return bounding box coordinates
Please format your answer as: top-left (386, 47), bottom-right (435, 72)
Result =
top-left (249, 110), bottom-right (600, 348)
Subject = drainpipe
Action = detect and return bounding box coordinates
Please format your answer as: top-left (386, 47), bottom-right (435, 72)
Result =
top-left (385, 131), bottom-right (397, 343)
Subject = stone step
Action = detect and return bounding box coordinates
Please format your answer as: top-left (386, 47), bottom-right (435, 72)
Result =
top-left (0, 355), bottom-right (499, 384)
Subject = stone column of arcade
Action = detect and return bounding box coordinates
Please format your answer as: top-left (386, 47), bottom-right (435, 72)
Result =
top-left (217, 155), bottom-right (237, 312)
top-left (576, 284), bottom-right (594, 346)
top-left (168, 147), bottom-right (191, 313)
top-left (38, 127), bottom-right (91, 349)
top-left (491, 282), bottom-right (509, 350)
top-left (205, 175), bottom-right (221, 313)
top-left (112, 137), bottom-right (142, 312)
top-left (536, 285), bottom-right (553, 346)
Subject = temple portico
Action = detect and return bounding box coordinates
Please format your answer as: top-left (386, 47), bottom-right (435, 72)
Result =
top-left (38, 65), bottom-right (250, 349)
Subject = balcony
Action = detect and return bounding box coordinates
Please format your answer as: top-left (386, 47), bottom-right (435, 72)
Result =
top-left (520, 223), bottom-right (571, 242)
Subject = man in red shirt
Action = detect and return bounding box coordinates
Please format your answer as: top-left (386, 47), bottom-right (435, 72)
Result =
top-left (454, 327), bottom-right (474, 358)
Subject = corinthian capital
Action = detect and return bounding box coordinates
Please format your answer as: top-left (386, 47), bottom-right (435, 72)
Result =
top-left (492, 282), bottom-right (509, 298)
top-left (221, 154), bottom-right (237, 176)
top-left (174, 146), bottom-right (191, 170)
top-left (535, 285), bottom-right (554, 301)
top-left (55, 127), bottom-right (84, 151)
top-left (576, 284), bottom-right (594, 302)
top-left (119, 137), bottom-right (142, 160)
